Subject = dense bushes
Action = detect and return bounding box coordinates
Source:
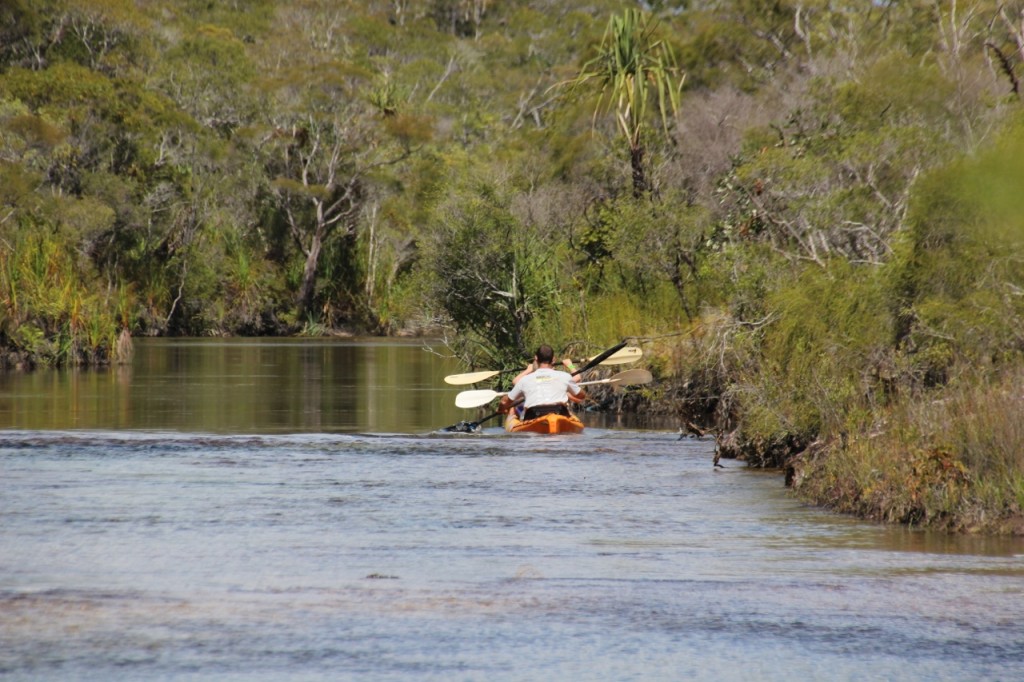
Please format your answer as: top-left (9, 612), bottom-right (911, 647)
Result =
top-left (778, 114), bottom-right (1024, 533)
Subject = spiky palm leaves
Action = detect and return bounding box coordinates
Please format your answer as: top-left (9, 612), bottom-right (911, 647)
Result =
top-left (565, 9), bottom-right (685, 197)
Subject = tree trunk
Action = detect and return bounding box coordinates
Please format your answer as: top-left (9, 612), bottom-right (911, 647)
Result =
top-left (630, 144), bottom-right (648, 198)
top-left (297, 230), bottom-right (322, 319)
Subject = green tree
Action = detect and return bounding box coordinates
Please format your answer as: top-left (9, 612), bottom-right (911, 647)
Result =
top-left (422, 173), bottom-right (559, 367)
top-left (563, 8), bottom-right (684, 197)
top-left (260, 97), bottom-right (426, 323)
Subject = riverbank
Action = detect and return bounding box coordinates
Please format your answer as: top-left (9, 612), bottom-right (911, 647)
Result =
top-left (638, 366), bottom-right (1024, 536)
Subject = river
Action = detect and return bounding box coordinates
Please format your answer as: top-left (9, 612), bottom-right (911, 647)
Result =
top-left (1, 339), bottom-right (1022, 681)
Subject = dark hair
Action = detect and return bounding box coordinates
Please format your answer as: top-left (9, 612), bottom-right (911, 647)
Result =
top-left (535, 344), bottom-right (554, 364)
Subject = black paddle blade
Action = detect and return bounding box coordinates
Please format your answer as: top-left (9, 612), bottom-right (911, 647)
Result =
top-left (440, 410), bottom-right (502, 433)
top-left (441, 420), bottom-right (483, 433)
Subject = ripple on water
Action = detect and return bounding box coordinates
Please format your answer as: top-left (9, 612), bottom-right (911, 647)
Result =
top-left (1, 429), bottom-right (1023, 681)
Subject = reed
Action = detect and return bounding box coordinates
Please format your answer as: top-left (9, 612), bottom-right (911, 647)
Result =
top-left (795, 369), bottom-right (1024, 533)
top-left (0, 231), bottom-right (125, 367)
top-left (929, 371), bottom-right (1024, 527)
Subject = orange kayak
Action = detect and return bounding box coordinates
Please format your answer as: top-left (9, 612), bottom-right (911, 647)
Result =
top-left (504, 411), bottom-right (584, 434)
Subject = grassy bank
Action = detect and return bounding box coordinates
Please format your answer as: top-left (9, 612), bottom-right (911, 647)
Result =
top-left (788, 370), bottom-right (1024, 534)
top-left (634, 111), bottom-right (1024, 535)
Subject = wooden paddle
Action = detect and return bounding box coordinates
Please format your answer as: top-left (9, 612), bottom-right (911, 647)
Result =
top-left (443, 345), bottom-right (642, 385)
top-left (454, 368), bottom-right (653, 409)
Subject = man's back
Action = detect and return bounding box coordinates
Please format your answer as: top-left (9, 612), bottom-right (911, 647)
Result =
top-left (509, 368), bottom-right (578, 408)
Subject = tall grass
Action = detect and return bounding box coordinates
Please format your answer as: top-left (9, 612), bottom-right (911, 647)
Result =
top-left (0, 231), bottom-right (130, 367)
top-left (932, 371), bottom-right (1024, 527)
top-left (529, 281), bottom-right (688, 360)
top-left (795, 369), bottom-right (1024, 533)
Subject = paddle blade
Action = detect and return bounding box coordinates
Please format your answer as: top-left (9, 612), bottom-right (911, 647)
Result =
top-left (441, 420), bottom-right (482, 433)
top-left (439, 408), bottom-right (504, 433)
top-left (455, 389), bottom-right (503, 409)
top-left (578, 369), bottom-right (654, 388)
top-left (607, 368), bottom-right (653, 386)
top-left (590, 346), bottom-right (643, 366)
top-left (576, 340), bottom-right (628, 375)
top-left (444, 369), bottom-right (501, 386)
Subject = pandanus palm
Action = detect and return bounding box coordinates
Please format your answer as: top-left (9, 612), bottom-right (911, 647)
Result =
top-left (566, 9), bottom-right (684, 197)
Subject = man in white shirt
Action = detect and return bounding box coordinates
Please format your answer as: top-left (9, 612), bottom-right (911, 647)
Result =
top-left (499, 345), bottom-right (586, 419)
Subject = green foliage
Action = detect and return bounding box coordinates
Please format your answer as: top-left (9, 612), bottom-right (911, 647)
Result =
top-left (675, 0), bottom-right (803, 90)
top-left (156, 25), bottom-right (258, 130)
top-left (724, 49), bottom-right (961, 270)
top-left (422, 173), bottom-right (560, 367)
top-left (0, 0), bottom-right (45, 68)
top-left (174, 0), bottom-right (276, 38)
top-left (889, 112), bottom-right (1024, 381)
top-left (563, 7), bottom-right (684, 196)
top-left (834, 52), bottom-right (953, 132)
top-left (1, 62), bottom-right (115, 109)
top-left (0, 159), bottom-right (44, 215)
top-left (0, 226), bottom-right (129, 366)
top-left (747, 261), bottom-right (892, 437)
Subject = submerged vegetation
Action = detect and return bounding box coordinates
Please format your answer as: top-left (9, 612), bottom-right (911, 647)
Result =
top-left (2, 0), bottom-right (1023, 532)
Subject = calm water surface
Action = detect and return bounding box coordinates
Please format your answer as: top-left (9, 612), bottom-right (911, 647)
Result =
top-left (1, 340), bottom-right (1022, 681)
top-left (0, 338), bottom-right (469, 433)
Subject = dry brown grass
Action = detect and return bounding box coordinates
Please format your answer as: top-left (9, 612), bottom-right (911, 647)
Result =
top-left (794, 368), bottom-right (1024, 534)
